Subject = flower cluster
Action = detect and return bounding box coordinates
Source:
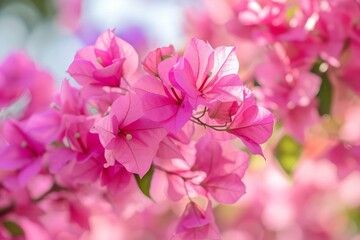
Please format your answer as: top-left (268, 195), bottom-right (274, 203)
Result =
top-left (187, 0), bottom-right (360, 142)
top-left (0, 30), bottom-right (273, 239)
top-left (182, 0), bottom-right (360, 239)
top-left (1, 0), bottom-right (360, 238)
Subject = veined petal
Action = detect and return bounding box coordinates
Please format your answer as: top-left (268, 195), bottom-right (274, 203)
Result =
top-left (110, 93), bottom-right (143, 127)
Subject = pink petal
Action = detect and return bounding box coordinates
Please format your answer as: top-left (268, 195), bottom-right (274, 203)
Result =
top-left (112, 119), bottom-right (167, 177)
top-left (171, 58), bottom-right (199, 100)
top-left (141, 92), bottom-right (179, 122)
top-left (205, 174), bottom-right (246, 204)
top-left (67, 55), bottom-right (97, 86)
top-left (167, 174), bottom-right (186, 201)
top-left (211, 46), bottom-right (239, 81)
top-left (25, 110), bottom-right (62, 144)
top-left (228, 89), bottom-right (274, 157)
top-left (110, 93), bottom-right (143, 127)
top-left (0, 146), bottom-right (32, 170)
top-left (91, 114), bottom-right (118, 149)
top-left (183, 38), bottom-right (214, 84)
top-left (18, 157), bottom-right (42, 186)
top-left (157, 56), bottom-right (180, 86)
top-left (45, 147), bottom-right (76, 173)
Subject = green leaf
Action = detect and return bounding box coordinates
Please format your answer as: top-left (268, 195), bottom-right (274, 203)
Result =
top-left (30, 0), bottom-right (57, 18)
top-left (275, 135), bottom-right (301, 175)
top-left (348, 208), bottom-right (360, 232)
top-left (135, 165), bottom-right (154, 199)
top-left (311, 61), bottom-right (333, 116)
top-left (2, 220), bottom-right (25, 237)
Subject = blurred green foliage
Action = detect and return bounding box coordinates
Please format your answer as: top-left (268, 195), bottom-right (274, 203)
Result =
top-left (348, 208), bottom-right (360, 232)
top-left (2, 220), bottom-right (24, 237)
top-left (0, 0), bottom-right (56, 18)
top-left (312, 60), bottom-right (333, 116)
top-left (275, 135), bottom-right (301, 175)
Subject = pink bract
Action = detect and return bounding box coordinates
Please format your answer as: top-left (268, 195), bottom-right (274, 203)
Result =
top-left (91, 92), bottom-right (167, 177)
top-left (174, 201), bottom-right (220, 240)
top-left (68, 29), bottom-right (139, 88)
top-left (0, 52), bottom-right (55, 120)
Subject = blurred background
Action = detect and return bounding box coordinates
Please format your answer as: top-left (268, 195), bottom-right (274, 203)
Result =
top-left (0, 0), bottom-right (192, 86)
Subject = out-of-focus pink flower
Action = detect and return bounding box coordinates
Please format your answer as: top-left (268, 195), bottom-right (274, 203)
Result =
top-left (254, 49), bottom-right (320, 141)
top-left (173, 201), bottom-right (220, 240)
top-left (0, 120), bottom-right (45, 189)
top-left (0, 52), bottom-right (55, 120)
top-left (153, 135), bottom-right (248, 204)
top-left (56, 0), bottom-right (82, 31)
top-left (338, 42), bottom-right (360, 95)
top-left (227, 0), bottom-right (309, 45)
top-left (325, 143), bottom-right (360, 179)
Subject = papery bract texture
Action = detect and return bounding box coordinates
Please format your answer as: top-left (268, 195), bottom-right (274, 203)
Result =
top-left (91, 92), bottom-right (167, 177)
top-left (174, 201), bottom-right (220, 240)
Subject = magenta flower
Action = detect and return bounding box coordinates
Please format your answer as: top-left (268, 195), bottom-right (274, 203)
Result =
top-left (0, 52), bottom-right (55, 119)
top-left (142, 45), bottom-right (176, 77)
top-left (54, 79), bottom-right (89, 116)
top-left (325, 143), bottom-right (360, 179)
top-left (67, 29), bottom-right (140, 113)
top-left (227, 0), bottom-right (310, 44)
top-left (223, 87), bottom-right (274, 156)
top-left (254, 50), bottom-right (320, 141)
top-left (91, 92), bottom-right (167, 177)
top-left (171, 38), bottom-right (241, 107)
top-left (68, 29), bottom-right (139, 88)
top-left (153, 135), bottom-right (248, 204)
top-left (0, 120), bottom-right (44, 189)
top-left (338, 42), bottom-right (360, 95)
top-left (101, 161), bottom-right (132, 194)
top-left (174, 201), bottom-right (220, 240)
top-left (193, 135), bottom-right (248, 204)
top-left (134, 74), bottom-right (194, 134)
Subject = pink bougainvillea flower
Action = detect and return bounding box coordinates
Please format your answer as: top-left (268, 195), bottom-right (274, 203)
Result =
top-left (0, 119), bottom-right (45, 189)
top-left (227, 0), bottom-right (309, 45)
top-left (254, 49), bottom-right (321, 110)
top-left (154, 135), bottom-right (248, 204)
top-left (173, 201), bottom-right (220, 240)
top-left (324, 143), bottom-right (360, 179)
top-left (253, 49), bottom-right (320, 141)
top-left (170, 38), bottom-right (241, 107)
top-left (55, 0), bottom-right (82, 31)
top-left (101, 161), bottom-right (132, 194)
top-left (54, 79), bottom-right (90, 116)
top-left (283, 102), bottom-right (320, 141)
top-left (134, 73), bottom-right (194, 134)
top-left (67, 29), bottom-right (140, 112)
top-left (193, 135), bottom-right (248, 204)
top-left (0, 52), bottom-right (55, 120)
top-left (226, 87), bottom-right (274, 156)
top-left (136, 38), bottom-right (244, 134)
top-left (68, 29), bottom-right (139, 88)
top-left (338, 42), bottom-right (360, 95)
top-left (142, 45), bottom-right (176, 77)
top-left (91, 92), bottom-right (167, 177)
